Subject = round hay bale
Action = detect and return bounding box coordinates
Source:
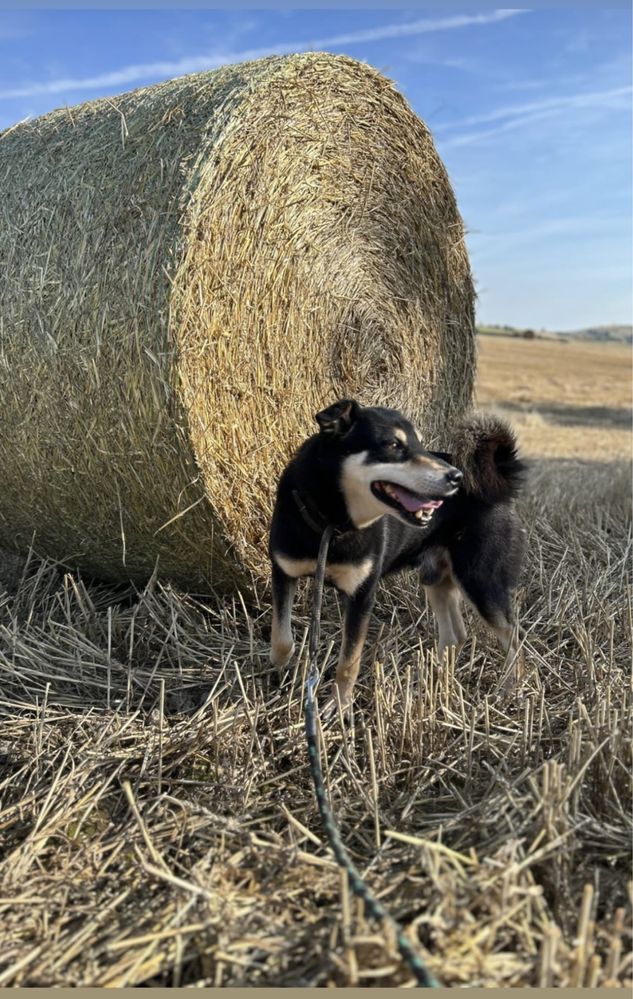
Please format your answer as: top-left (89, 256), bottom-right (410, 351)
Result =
top-left (0, 52), bottom-right (475, 592)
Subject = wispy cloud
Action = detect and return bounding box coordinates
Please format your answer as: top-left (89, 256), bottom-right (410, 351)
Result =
top-left (502, 72), bottom-right (587, 93)
top-left (440, 107), bottom-right (561, 149)
top-left (0, 9), bottom-right (526, 101)
top-left (437, 84), bottom-right (632, 132)
top-left (437, 85), bottom-right (632, 148)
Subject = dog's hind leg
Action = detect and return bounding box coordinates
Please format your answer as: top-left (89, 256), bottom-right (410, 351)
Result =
top-left (449, 588), bottom-right (468, 650)
top-left (270, 561), bottom-right (298, 671)
top-left (420, 548), bottom-right (466, 665)
top-left (490, 614), bottom-right (524, 693)
top-left (449, 508), bottom-right (525, 693)
top-left (454, 579), bottom-right (523, 693)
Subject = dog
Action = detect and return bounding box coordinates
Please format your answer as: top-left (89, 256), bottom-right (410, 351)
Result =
top-left (269, 399), bottom-right (526, 709)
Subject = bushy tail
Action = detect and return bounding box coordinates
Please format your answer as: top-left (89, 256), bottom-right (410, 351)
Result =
top-left (448, 413), bottom-right (525, 502)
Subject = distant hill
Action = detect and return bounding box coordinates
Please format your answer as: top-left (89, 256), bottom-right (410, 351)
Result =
top-left (555, 325), bottom-right (632, 344)
top-left (477, 323), bottom-right (632, 344)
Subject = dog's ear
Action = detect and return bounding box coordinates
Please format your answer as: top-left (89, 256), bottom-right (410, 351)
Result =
top-left (430, 450), bottom-right (452, 463)
top-left (315, 399), bottom-right (360, 437)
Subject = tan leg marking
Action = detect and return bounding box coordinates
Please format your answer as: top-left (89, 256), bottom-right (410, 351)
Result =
top-left (426, 576), bottom-right (467, 663)
top-left (333, 619), bottom-right (370, 709)
top-left (448, 588), bottom-right (467, 647)
top-left (270, 578), bottom-right (297, 668)
top-left (493, 619), bottom-right (524, 692)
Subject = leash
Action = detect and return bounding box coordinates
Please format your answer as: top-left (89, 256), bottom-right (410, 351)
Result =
top-left (304, 525), bottom-right (440, 988)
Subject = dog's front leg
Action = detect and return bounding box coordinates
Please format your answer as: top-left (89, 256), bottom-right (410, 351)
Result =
top-left (332, 579), bottom-right (377, 710)
top-left (270, 560), bottom-right (298, 673)
top-left (426, 576), bottom-right (467, 664)
top-left (492, 615), bottom-right (525, 694)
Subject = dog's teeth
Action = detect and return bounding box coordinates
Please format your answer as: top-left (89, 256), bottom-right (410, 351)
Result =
top-left (415, 508), bottom-right (433, 522)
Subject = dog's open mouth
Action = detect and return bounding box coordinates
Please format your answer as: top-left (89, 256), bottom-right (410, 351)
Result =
top-left (371, 480), bottom-right (443, 525)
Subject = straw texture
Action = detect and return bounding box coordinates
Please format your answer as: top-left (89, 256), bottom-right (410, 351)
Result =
top-left (0, 52), bottom-right (475, 590)
top-left (0, 456), bottom-right (630, 986)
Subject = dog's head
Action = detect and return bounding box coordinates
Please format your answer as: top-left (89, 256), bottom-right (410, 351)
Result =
top-left (315, 400), bottom-right (463, 529)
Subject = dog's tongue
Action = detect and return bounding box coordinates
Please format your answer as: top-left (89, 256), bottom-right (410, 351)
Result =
top-left (391, 485), bottom-right (443, 513)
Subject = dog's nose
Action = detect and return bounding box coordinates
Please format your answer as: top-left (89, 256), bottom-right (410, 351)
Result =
top-left (446, 468), bottom-right (463, 487)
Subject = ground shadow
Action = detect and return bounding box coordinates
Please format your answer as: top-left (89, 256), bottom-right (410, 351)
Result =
top-left (493, 400), bottom-right (631, 429)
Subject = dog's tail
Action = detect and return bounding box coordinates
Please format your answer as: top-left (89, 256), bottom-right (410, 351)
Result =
top-left (446, 414), bottom-right (525, 502)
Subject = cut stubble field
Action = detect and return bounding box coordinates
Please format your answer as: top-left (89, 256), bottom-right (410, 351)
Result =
top-left (476, 335), bottom-right (632, 461)
top-left (0, 335), bottom-right (631, 987)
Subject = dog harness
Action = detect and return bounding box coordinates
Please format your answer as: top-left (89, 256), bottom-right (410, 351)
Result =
top-left (291, 488), bottom-right (354, 536)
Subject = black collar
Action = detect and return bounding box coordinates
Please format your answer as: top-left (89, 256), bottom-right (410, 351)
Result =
top-left (291, 489), bottom-right (354, 537)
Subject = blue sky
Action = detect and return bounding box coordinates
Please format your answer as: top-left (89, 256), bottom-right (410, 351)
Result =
top-left (1, 8), bottom-right (631, 330)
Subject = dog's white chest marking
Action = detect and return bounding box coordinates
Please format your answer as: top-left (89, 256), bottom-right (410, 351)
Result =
top-left (274, 553), bottom-right (374, 596)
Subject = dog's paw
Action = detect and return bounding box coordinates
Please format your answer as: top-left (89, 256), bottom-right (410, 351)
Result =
top-left (495, 673), bottom-right (526, 709)
top-left (437, 642), bottom-right (464, 666)
top-left (321, 684), bottom-right (353, 724)
top-left (269, 642), bottom-right (295, 671)
top-left (494, 683), bottom-right (526, 713)
top-left (268, 667), bottom-right (286, 689)
top-left (497, 647), bottom-right (525, 701)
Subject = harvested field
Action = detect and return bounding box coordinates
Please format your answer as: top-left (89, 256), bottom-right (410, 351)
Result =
top-left (476, 335), bottom-right (632, 461)
top-left (0, 335), bottom-right (631, 988)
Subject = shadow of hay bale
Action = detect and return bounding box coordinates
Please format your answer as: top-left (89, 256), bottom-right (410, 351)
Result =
top-left (0, 549), bottom-right (29, 594)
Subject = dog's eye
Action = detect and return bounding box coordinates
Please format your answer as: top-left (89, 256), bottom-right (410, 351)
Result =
top-left (383, 439), bottom-right (406, 455)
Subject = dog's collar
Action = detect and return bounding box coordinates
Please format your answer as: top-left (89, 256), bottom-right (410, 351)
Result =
top-left (291, 489), bottom-right (354, 537)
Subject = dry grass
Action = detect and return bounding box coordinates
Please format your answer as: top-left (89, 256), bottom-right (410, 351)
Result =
top-left (476, 336), bottom-right (632, 461)
top-left (0, 53), bottom-right (474, 591)
top-left (1, 331), bottom-right (631, 985)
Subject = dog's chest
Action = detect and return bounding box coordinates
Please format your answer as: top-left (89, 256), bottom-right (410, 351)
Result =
top-left (273, 553), bottom-right (374, 596)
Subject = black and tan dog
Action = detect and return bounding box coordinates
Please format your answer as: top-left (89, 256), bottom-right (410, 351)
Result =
top-left (269, 399), bottom-right (526, 708)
